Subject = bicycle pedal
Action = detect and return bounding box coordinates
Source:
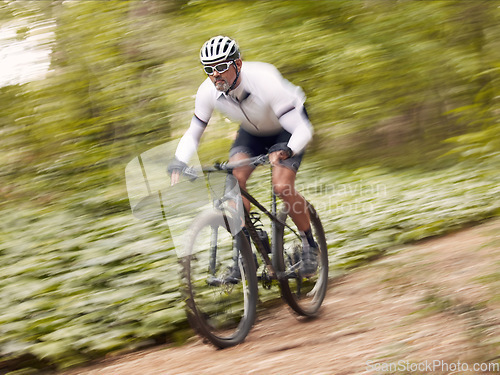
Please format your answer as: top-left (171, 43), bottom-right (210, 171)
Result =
top-left (224, 276), bottom-right (241, 284)
top-left (206, 275), bottom-right (240, 286)
top-left (206, 275), bottom-right (222, 286)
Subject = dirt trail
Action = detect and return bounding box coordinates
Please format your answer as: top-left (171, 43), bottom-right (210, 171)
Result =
top-left (65, 219), bottom-right (500, 375)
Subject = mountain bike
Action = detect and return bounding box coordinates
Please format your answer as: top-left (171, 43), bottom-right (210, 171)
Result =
top-left (179, 154), bottom-right (328, 348)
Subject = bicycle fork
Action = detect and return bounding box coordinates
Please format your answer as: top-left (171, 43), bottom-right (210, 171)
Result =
top-left (209, 227), bottom-right (218, 276)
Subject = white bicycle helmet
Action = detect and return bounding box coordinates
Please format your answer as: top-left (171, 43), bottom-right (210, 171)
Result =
top-left (200, 36), bottom-right (240, 65)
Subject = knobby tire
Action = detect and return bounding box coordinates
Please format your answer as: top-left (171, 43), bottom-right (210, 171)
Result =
top-left (274, 203), bottom-right (328, 317)
top-left (181, 210), bottom-right (258, 348)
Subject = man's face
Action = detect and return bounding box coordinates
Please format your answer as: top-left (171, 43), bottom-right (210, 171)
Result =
top-left (205, 59), bottom-right (242, 92)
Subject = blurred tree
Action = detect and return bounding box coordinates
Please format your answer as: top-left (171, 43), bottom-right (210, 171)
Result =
top-left (1, 0), bottom-right (500, 210)
top-left (1, 1), bottom-right (177, 208)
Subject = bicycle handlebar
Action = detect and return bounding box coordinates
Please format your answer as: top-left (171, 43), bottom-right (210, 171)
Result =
top-left (181, 154), bottom-right (270, 180)
top-left (206, 154), bottom-right (269, 172)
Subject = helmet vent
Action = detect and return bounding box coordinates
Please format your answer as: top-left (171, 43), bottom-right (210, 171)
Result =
top-left (200, 36), bottom-right (240, 65)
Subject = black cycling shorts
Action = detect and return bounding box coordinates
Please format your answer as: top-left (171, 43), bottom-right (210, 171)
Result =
top-left (229, 128), bottom-right (304, 172)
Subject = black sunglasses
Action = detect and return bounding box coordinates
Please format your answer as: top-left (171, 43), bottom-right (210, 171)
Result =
top-left (203, 62), bottom-right (233, 75)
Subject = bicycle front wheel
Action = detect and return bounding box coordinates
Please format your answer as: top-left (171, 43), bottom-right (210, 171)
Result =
top-left (274, 203), bottom-right (328, 317)
top-left (181, 210), bottom-right (258, 348)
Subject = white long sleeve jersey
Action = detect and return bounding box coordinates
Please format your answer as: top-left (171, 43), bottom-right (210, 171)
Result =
top-left (175, 61), bottom-right (313, 163)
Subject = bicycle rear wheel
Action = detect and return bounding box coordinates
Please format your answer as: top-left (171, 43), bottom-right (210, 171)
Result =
top-left (274, 203), bottom-right (328, 317)
top-left (181, 210), bottom-right (258, 348)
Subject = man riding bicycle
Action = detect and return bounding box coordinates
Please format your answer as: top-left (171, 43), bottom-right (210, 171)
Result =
top-left (169, 35), bottom-right (317, 276)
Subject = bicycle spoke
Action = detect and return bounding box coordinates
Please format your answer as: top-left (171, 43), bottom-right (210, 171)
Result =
top-left (182, 210), bottom-right (257, 348)
top-left (275, 204), bottom-right (328, 317)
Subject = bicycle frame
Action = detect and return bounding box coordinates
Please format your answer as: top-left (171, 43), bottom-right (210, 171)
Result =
top-left (205, 162), bottom-right (299, 283)
top-left (241, 189), bottom-right (278, 278)
top-left (181, 155), bottom-right (329, 347)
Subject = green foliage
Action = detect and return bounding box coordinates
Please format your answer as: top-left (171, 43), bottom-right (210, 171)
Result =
top-left (302, 159), bottom-right (500, 268)
top-left (2, 0), bottom-right (500, 199)
top-left (1, 158), bottom-right (500, 372)
top-left (0, 207), bottom-right (181, 370)
top-left (1, 0), bottom-right (500, 372)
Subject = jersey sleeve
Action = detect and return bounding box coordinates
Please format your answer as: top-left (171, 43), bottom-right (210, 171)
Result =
top-left (174, 116), bottom-right (207, 164)
top-left (174, 80), bottom-right (215, 163)
top-left (193, 78), bottom-right (216, 123)
top-left (262, 65), bottom-right (305, 119)
top-left (260, 65), bottom-right (312, 155)
top-left (279, 108), bottom-right (313, 155)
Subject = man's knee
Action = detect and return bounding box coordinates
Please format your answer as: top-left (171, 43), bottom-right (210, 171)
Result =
top-left (232, 168), bottom-right (251, 188)
top-left (273, 182), bottom-right (294, 197)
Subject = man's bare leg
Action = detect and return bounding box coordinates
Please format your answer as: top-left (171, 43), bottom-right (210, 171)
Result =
top-left (272, 163), bottom-right (317, 276)
top-left (229, 152), bottom-right (254, 213)
top-left (271, 164), bottom-right (310, 231)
